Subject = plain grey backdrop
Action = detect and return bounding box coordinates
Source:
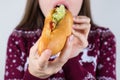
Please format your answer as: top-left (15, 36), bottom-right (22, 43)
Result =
top-left (0, 0), bottom-right (120, 80)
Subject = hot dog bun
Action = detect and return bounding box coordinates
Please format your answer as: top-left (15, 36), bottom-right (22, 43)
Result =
top-left (38, 5), bottom-right (73, 56)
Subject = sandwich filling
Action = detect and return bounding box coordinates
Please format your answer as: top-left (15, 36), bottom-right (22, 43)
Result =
top-left (51, 5), bottom-right (66, 30)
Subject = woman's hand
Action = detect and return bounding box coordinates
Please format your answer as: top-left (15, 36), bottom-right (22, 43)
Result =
top-left (28, 16), bottom-right (90, 79)
top-left (68, 16), bottom-right (91, 58)
top-left (28, 35), bottom-right (74, 79)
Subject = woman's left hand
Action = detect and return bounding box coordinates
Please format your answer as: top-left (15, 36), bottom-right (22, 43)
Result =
top-left (69, 16), bottom-right (91, 58)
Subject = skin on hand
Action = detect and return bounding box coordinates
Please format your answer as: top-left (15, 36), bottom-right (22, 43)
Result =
top-left (70, 16), bottom-right (91, 58)
top-left (28, 34), bottom-right (74, 79)
top-left (28, 16), bottom-right (90, 79)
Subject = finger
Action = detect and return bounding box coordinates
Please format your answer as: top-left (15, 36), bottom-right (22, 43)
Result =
top-left (32, 39), bottom-right (40, 52)
top-left (72, 23), bottom-right (91, 31)
top-left (53, 35), bottom-right (74, 65)
top-left (60, 35), bottom-right (74, 59)
top-left (72, 29), bottom-right (88, 47)
top-left (29, 40), bottom-right (40, 58)
top-left (72, 28), bottom-right (85, 39)
top-left (38, 49), bottom-right (52, 68)
top-left (72, 24), bottom-right (90, 39)
top-left (73, 16), bottom-right (90, 24)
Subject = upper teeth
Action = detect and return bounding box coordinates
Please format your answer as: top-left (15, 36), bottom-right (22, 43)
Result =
top-left (56, 4), bottom-right (63, 7)
top-left (56, 4), bottom-right (67, 9)
top-left (58, 4), bottom-right (64, 6)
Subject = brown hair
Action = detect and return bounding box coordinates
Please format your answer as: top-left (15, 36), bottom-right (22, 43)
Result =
top-left (16, 0), bottom-right (94, 30)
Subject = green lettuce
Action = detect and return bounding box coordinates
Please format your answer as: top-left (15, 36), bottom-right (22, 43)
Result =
top-left (52, 5), bottom-right (66, 26)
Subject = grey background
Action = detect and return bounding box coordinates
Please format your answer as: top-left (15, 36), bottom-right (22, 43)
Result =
top-left (0, 0), bottom-right (120, 80)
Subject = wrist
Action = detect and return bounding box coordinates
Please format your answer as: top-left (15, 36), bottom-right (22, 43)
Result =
top-left (24, 68), bottom-right (49, 80)
top-left (28, 66), bottom-right (50, 79)
top-left (28, 66), bottom-right (39, 78)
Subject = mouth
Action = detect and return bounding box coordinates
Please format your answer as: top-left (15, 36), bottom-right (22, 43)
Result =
top-left (55, 4), bottom-right (68, 10)
top-left (53, 1), bottom-right (69, 10)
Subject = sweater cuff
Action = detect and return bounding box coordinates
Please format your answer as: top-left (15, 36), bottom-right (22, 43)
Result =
top-left (23, 69), bottom-right (48, 80)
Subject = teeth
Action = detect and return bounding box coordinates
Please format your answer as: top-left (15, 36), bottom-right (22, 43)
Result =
top-left (56, 4), bottom-right (63, 7)
top-left (55, 4), bottom-right (67, 9)
top-left (57, 4), bottom-right (62, 6)
top-left (55, 5), bottom-right (60, 8)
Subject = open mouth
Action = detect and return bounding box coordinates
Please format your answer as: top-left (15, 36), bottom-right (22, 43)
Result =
top-left (55, 4), bottom-right (68, 9)
top-left (53, 1), bottom-right (69, 10)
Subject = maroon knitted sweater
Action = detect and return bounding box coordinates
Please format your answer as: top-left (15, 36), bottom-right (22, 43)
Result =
top-left (4, 26), bottom-right (116, 80)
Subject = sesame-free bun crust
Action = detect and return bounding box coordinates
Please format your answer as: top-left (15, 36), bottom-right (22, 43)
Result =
top-left (38, 9), bottom-right (73, 56)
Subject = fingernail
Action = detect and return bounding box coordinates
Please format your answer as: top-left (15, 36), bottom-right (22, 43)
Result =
top-left (73, 17), bottom-right (75, 20)
top-left (72, 25), bottom-right (76, 29)
top-left (44, 49), bottom-right (52, 55)
top-left (73, 17), bottom-right (77, 21)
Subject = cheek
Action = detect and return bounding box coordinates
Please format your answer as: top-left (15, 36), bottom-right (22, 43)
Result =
top-left (70, 8), bottom-right (81, 16)
top-left (38, 1), bottom-right (52, 17)
top-left (70, 1), bottom-right (83, 16)
top-left (40, 6), bottom-right (49, 17)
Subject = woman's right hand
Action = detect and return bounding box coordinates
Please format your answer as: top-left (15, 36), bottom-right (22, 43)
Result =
top-left (28, 35), bottom-right (74, 79)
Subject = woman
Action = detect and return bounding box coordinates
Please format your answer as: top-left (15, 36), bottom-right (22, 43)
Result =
top-left (4, 0), bottom-right (116, 80)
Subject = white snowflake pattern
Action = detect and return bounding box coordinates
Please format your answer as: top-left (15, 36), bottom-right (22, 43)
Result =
top-left (98, 64), bottom-right (104, 70)
top-left (113, 70), bottom-right (116, 75)
top-left (112, 65), bottom-right (115, 68)
top-left (5, 71), bottom-right (9, 76)
top-left (9, 48), bottom-right (12, 53)
top-left (20, 52), bottom-right (25, 61)
top-left (17, 65), bottom-right (23, 72)
top-left (107, 57), bottom-right (110, 61)
top-left (104, 41), bottom-right (108, 45)
top-left (48, 77), bottom-right (65, 80)
top-left (12, 59), bottom-right (16, 63)
top-left (113, 54), bottom-right (116, 59)
top-left (83, 72), bottom-right (95, 80)
top-left (97, 50), bottom-right (100, 56)
top-left (24, 57), bottom-right (29, 71)
top-left (97, 76), bottom-right (115, 80)
top-left (108, 48), bottom-right (112, 51)
top-left (15, 41), bottom-right (19, 45)
top-left (6, 66), bottom-right (8, 69)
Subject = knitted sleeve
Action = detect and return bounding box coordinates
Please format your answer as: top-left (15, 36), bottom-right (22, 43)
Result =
top-left (4, 29), bottom-right (65, 80)
top-left (4, 33), bottom-right (27, 79)
top-left (96, 29), bottom-right (116, 80)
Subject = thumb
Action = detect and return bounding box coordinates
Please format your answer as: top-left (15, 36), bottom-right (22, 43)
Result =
top-left (58, 35), bottom-right (74, 62)
top-left (29, 39), bottom-right (39, 58)
top-left (38, 49), bottom-right (52, 67)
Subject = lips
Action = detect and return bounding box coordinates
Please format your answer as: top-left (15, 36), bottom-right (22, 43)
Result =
top-left (53, 1), bottom-right (69, 10)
